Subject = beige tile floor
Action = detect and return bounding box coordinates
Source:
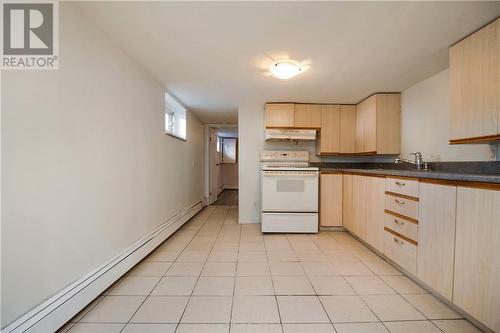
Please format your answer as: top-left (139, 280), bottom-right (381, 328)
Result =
top-left (59, 206), bottom-right (484, 333)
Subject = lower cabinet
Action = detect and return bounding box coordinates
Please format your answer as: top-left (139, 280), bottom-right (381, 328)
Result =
top-left (334, 174), bottom-right (500, 332)
top-left (342, 174), bottom-right (354, 231)
top-left (365, 176), bottom-right (385, 252)
top-left (342, 174), bottom-right (385, 251)
top-left (320, 173), bottom-right (343, 226)
top-left (384, 229), bottom-right (417, 275)
top-left (417, 181), bottom-right (456, 301)
top-left (352, 175), bottom-right (367, 240)
top-left (453, 186), bottom-right (500, 332)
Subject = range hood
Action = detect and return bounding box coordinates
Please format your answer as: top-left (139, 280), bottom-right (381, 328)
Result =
top-left (265, 129), bottom-right (317, 141)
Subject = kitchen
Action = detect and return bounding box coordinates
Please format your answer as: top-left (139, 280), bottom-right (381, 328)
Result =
top-left (2, 2), bottom-right (500, 333)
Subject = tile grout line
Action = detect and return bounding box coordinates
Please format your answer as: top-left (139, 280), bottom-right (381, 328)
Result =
top-left (116, 206), bottom-right (217, 333)
top-left (174, 206), bottom-right (230, 332)
top-left (228, 208), bottom-right (242, 333)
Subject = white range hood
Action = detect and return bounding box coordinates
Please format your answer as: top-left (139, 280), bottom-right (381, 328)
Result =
top-left (265, 129), bottom-right (317, 141)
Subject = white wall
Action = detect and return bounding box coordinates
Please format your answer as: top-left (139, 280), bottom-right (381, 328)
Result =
top-left (1, 3), bottom-right (204, 328)
top-left (401, 69), bottom-right (498, 161)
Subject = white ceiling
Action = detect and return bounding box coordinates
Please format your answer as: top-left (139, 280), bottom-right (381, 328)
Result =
top-left (76, 1), bottom-right (500, 124)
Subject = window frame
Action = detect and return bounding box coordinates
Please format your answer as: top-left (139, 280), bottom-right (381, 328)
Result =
top-left (164, 93), bottom-right (187, 141)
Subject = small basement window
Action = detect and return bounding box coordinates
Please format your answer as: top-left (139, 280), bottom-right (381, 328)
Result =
top-left (165, 93), bottom-right (187, 140)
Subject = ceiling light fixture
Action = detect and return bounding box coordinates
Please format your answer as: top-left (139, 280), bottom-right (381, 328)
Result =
top-left (269, 61), bottom-right (303, 79)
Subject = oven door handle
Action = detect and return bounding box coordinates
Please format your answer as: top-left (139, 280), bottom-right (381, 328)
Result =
top-left (262, 171), bottom-right (319, 177)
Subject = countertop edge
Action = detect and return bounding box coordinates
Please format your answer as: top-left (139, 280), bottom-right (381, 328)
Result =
top-left (319, 168), bottom-right (500, 185)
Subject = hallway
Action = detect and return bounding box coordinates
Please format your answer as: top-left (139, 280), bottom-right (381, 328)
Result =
top-left (213, 190), bottom-right (238, 207)
top-left (59, 206), bottom-right (479, 333)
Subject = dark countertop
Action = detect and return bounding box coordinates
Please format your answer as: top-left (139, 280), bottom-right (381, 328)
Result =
top-left (312, 162), bottom-right (500, 184)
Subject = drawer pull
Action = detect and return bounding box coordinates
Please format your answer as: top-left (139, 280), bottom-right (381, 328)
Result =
top-left (393, 237), bottom-right (403, 245)
top-left (394, 219), bottom-right (404, 226)
top-left (394, 199), bottom-right (405, 205)
top-left (395, 181), bottom-right (406, 186)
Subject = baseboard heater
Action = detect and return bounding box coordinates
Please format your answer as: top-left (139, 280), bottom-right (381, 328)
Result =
top-left (1, 201), bottom-right (203, 333)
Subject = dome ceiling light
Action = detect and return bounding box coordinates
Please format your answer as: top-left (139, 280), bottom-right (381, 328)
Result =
top-left (269, 61), bottom-right (304, 80)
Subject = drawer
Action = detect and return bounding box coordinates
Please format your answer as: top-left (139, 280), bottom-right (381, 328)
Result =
top-left (386, 177), bottom-right (419, 198)
top-left (385, 194), bottom-right (418, 220)
top-left (384, 229), bottom-right (417, 275)
top-left (384, 212), bottom-right (418, 241)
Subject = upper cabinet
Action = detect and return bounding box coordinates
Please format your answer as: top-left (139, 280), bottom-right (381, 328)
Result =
top-left (265, 103), bottom-right (295, 128)
top-left (449, 18), bottom-right (500, 144)
top-left (355, 94), bottom-right (401, 154)
top-left (318, 104), bottom-right (340, 153)
top-left (339, 105), bottom-right (356, 153)
top-left (295, 104), bottom-right (322, 128)
top-left (265, 93), bottom-right (400, 155)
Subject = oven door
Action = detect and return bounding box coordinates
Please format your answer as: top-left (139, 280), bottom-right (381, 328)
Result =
top-left (261, 170), bottom-right (318, 212)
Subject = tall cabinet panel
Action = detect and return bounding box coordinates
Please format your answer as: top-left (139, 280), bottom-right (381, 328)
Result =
top-left (417, 181), bottom-right (457, 301)
top-left (365, 176), bottom-right (386, 252)
top-left (342, 174), bottom-right (354, 232)
top-left (352, 175), bottom-right (367, 240)
top-left (453, 186), bottom-right (500, 332)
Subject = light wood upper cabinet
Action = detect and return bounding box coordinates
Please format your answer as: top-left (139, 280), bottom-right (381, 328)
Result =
top-left (417, 181), bottom-right (456, 301)
top-left (449, 19), bottom-right (499, 144)
top-left (320, 173), bottom-right (343, 227)
top-left (294, 104), bottom-right (322, 128)
top-left (355, 94), bottom-right (401, 154)
top-left (365, 176), bottom-right (386, 252)
top-left (342, 174), bottom-right (354, 232)
top-left (318, 105), bottom-right (340, 154)
top-left (265, 103), bottom-right (294, 128)
top-left (355, 96), bottom-right (377, 153)
top-left (453, 186), bottom-right (500, 332)
top-left (339, 105), bottom-right (356, 153)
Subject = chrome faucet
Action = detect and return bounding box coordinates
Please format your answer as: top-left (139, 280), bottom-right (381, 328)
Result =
top-left (395, 152), bottom-right (428, 170)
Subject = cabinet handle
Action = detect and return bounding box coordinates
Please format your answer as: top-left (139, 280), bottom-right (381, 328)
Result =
top-left (394, 199), bottom-right (405, 205)
top-left (395, 181), bottom-right (406, 186)
top-left (393, 237), bottom-right (403, 245)
top-left (394, 219), bottom-right (404, 226)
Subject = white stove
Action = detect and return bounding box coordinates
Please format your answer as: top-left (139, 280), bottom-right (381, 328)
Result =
top-left (260, 151), bottom-right (319, 233)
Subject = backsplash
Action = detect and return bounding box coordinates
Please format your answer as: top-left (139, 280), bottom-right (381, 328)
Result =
top-left (311, 161), bottom-right (500, 175)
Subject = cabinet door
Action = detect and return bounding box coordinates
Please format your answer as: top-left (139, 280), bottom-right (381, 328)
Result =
top-left (342, 174), bottom-right (354, 232)
top-left (375, 94), bottom-right (401, 154)
top-left (339, 105), bottom-right (356, 153)
top-left (449, 19), bottom-right (498, 142)
top-left (365, 176), bottom-right (385, 252)
top-left (355, 96), bottom-right (376, 153)
top-left (294, 104), bottom-right (321, 128)
top-left (417, 182), bottom-right (456, 301)
top-left (352, 175), bottom-right (367, 240)
top-left (320, 174), bottom-right (343, 226)
top-left (265, 103), bottom-right (294, 128)
top-left (453, 186), bottom-right (500, 332)
top-left (319, 105), bottom-right (340, 153)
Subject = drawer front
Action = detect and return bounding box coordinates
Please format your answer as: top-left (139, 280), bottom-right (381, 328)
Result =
top-left (384, 230), bottom-right (417, 275)
top-left (386, 177), bottom-right (419, 198)
top-left (384, 213), bottom-right (418, 241)
top-left (385, 194), bottom-right (418, 220)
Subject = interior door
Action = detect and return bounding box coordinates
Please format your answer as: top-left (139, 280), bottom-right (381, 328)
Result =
top-left (209, 128), bottom-right (220, 205)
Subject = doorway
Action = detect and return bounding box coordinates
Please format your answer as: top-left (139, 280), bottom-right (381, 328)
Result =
top-left (207, 125), bottom-right (238, 207)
